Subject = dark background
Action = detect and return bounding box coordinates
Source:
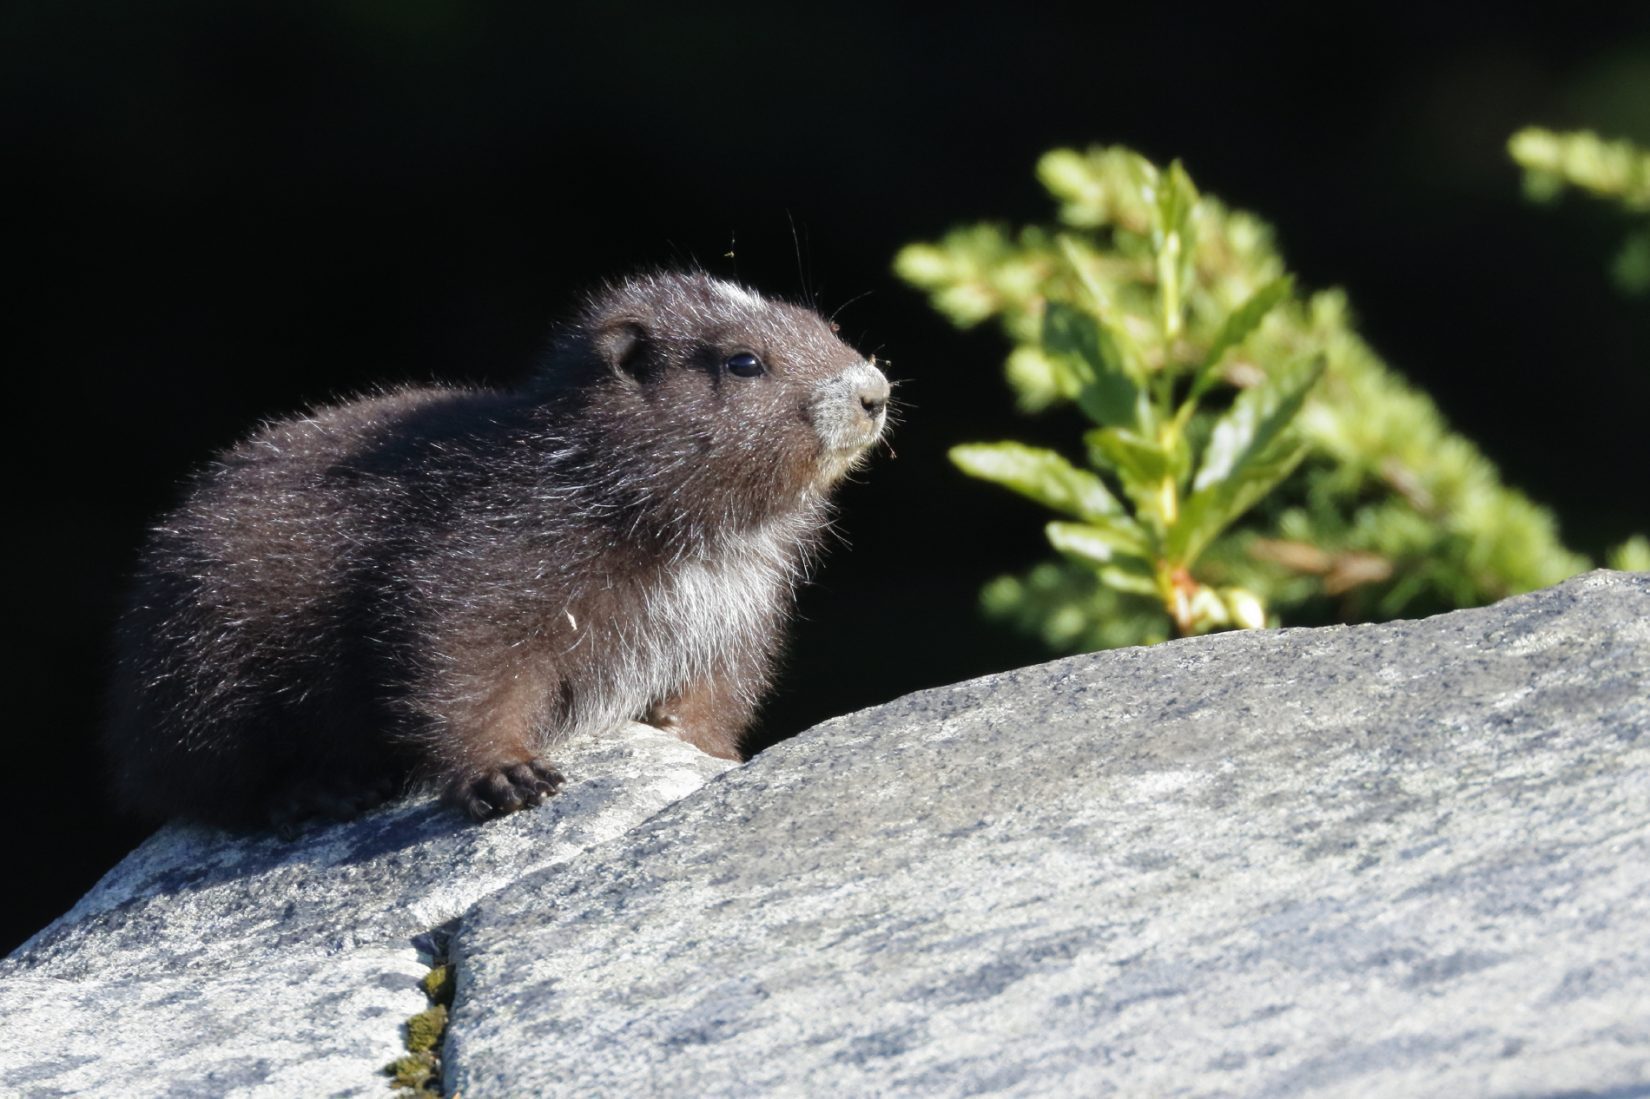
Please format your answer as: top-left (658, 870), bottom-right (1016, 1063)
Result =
top-left (6, 3), bottom-right (1646, 955)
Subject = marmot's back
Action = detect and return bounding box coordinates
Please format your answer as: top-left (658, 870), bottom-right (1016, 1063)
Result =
top-left (106, 387), bottom-right (504, 825)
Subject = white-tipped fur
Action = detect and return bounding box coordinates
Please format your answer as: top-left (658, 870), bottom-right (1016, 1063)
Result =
top-left (710, 279), bottom-right (765, 312)
top-left (558, 509), bottom-right (817, 748)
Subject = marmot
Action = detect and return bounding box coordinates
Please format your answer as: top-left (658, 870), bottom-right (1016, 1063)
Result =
top-left (104, 272), bottom-right (890, 828)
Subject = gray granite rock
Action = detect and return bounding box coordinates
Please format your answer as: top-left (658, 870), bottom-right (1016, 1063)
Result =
top-left (446, 570), bottom-right (1650, 1097)
top-left (9, 572), bottom-right (1646, 1098)
top-left (2, 946), bottom-right (428, 1099)
top-left (1, 722), bottom-right (734, 1097)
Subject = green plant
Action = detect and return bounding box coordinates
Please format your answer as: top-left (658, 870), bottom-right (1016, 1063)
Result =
top-left (898, 146), bottom-right (1639, 651)
top-left (1508, 127), bottom-right (1650, 295)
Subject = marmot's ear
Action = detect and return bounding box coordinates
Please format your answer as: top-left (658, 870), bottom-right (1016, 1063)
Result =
top-left (595, 319), bottom-right (649, 378)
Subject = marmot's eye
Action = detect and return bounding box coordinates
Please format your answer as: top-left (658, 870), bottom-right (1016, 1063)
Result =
top-left (725, 352), bottom-right (764, 378)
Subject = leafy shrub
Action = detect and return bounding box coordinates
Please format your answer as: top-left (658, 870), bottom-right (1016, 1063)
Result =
top-left (897, 146), bottom-right (1644, 650)
top-left (1508, 127), bottom-right (1650, 295)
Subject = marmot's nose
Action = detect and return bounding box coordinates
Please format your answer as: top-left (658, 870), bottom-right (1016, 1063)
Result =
top-left (858, 375), bottom-right (890, 420)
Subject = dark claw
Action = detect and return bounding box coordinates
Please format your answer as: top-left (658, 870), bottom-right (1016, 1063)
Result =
top-left (528, 759), bottom-right (567, 792)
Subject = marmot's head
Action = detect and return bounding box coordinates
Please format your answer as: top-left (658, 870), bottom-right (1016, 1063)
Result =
top-left (548, 272), bottom-right (890, 537)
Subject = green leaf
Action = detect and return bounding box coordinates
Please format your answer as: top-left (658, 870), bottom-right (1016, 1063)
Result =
top-left (1192, 355), bottom-right (1324, 492)
top-left (1611, 225), bottom-right (1650, 296)
top-left (1190, 275), bottom-right (1294, 400)
top-left (980, 560), bottom-right (1169, 651)
top-left (1097, 563), bottom-right (1162, 597)
top-left (1085, 426), bottom-right (1189, 510)
top-left (1168, 355), bottom-right (1325, 565)
top-left (1004, 346), bottom-right (1080, 411)
top-left (1178, 439), bottom-right (1311, 568)
top-left (1045, 520), bottom-right (1155, 577)
top-left (1038, 150), bottom-right (1105, 224)
top-left (1607, 534), bottom-right (1650, 572)
top-left (950, 442), bottom-right (1124, 521)
top-left (1041, 302), bottom-right (1149, 429)
top-left (1151, 160), bottom-right (1200, 342)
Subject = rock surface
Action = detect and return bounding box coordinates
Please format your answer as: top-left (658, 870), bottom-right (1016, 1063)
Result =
top-left (6, 571), bottom-right (1646, 1097)
top-left (0, 722), bottom-right (734, 1097)
top-left (445, 570), bottom-right (1650, 1097)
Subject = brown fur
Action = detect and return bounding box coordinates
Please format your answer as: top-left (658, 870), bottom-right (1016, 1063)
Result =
top-left (104, 273), bottom-right (889, 828)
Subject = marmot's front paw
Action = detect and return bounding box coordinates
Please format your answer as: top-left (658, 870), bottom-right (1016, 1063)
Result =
top-left (447, 760), bottom-right (565, 821)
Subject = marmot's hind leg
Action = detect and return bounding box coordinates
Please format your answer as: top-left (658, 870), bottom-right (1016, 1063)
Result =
top-left (269, 771), bottom-right (400, 839)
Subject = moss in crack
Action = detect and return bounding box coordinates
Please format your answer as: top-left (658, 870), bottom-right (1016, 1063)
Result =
top-left (387, 999), bottom-right (451, 1096)
top-left (387, 924), bottom-right (459, 1097)
top-left (421, 963), bottom-right (456, 1006)
top-left (387, 1050), bottom-right (438, 1094)
top-left (406, 1004), bottom-right (449, 1053)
